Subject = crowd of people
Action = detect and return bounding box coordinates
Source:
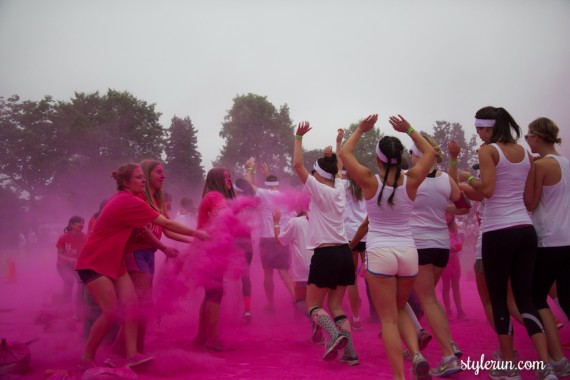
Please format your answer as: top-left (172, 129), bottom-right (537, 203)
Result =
top-left (53, 107), bottom-right (569, 380)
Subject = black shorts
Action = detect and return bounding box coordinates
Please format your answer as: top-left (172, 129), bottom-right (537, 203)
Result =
top-left (308, 244), bottom-right (355, 289)
top-left (260, 237), bottom-right (290, 270)
top-left (417, 248), bottom-right (450, 268)
top-left (77, 269), bottom-right (102, 285)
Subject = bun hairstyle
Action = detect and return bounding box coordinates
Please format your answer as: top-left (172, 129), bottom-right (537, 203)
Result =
top-left (376, 136), bottom-right (404, 207)
top-left (112, 163), bottom-right (140, 191)
top-left (528, 117), bottom-right (562, 145)
top-left (475, 106), bottom-right (521, 144)
top-left (317, 153), bottom-right (339, 178)
top-left (420, 132), bottom-right (443, 163)
top-left (65, 216), bottom-right (84, 232)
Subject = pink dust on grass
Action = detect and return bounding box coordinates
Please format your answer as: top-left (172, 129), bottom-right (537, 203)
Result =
top-left (1, 232), bottom-right (566, 379)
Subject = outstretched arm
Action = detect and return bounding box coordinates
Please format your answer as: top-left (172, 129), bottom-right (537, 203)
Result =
top-left (335, 128), bottom-right (344, 177)
top-left (293, 121), bottom-right (311, 184)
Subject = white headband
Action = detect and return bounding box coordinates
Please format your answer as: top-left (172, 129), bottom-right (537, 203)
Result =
top-left (475, 118), bottom-right (496, 128)
top-left (265, 180), bottom-right (279, 187)
top-left (410, 144), bottom-right (423, 157)
top-left (313, 161), bottom-right (335, 180)
top-left (375, 144), bottom-right (398, 164)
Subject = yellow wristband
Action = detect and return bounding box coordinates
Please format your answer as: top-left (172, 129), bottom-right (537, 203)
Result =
top-left (467, 176), bottom-right (475, 185)
top-left (449, 160), bottom-right (457, 165)
top-left (406, 127), bottom-right (415, 135)
top-left (294, 135), bottom-right (303, 140)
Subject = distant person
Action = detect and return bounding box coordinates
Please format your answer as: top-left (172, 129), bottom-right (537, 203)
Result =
top-left (441, 213), bottom-right (467, 321)
top-left (75, 163), bottom-right (207, 370)
top-left (56, 216), bottom-right (87, 318)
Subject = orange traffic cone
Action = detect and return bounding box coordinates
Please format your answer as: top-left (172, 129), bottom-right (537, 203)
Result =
top-left (7, 258), bottom-right (16, 283)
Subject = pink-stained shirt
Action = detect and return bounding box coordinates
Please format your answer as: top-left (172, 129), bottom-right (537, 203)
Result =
top-left (75, 191), bottom-right (160, 280)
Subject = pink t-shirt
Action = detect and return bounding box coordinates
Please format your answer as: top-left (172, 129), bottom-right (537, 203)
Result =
top-left (124, 193), bottom-right (164, 253)
top-left (56, 232), bottom-right (87, 265)
top-left (75, 191), bottom-right (160, 280)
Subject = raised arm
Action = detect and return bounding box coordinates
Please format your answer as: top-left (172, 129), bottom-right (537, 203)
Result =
top-left (447, 140), bottom-right (460, 183)
top-left (244, 159), bottom-right (259, 192)
top-left (335, 128), bottom-right (344, 177)
top-left (293, 121), bottom-right (311, 184)
top-left (338, 115), bottom-right (378, 198)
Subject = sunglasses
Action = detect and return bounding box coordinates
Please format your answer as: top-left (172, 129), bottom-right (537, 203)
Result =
top-left (524, 133), bottom-right (536, 141)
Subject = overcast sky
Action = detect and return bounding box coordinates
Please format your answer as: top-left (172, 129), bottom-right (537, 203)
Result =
top-left (1, 0), bottom-right (569, 170)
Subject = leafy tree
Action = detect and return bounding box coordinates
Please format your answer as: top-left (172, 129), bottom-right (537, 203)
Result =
top-left (341, 122), bottom-right (383, 172)
top-left (431, 121), bottom-right (478, 172)
top-left (164, 116), bottom-right (205, 197)
top-left (216, 93), bottom-right (294, 178)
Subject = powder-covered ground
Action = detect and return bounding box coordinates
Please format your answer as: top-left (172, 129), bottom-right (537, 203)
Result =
top-left (1, 244), bottom-right (568, 379)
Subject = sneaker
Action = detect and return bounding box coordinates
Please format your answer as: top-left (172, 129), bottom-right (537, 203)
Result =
top-left (78, 358), bottom-right (98, 371)
top-left (536, 363), bottom-right (558, 380)
top-left (351, 316), bottom-right (363, 330)
top-left (412, 353), bottom-right (431, 380)
top-left (418, 329), bottom-right (432, 351)
top-left (556, 318), bottom-right (564, 330)
top-left (451, 342), bottom-right (463, 359)
top-left (404, 349), bottom-right (413, 361)
top-left (311, 322), bottom-right (324, 344)
top-left (489, 367), bottom-right (521, 380)
top-left (322, 334), bottom-right (347, 361)
top-left (492, 349), bottom-right (519, 361)
top-left (339, 353), bottom-right (359, 366)
top-left (126, 353), bottom-right (154, 368)
top-left (429, 356), bottom-right (461, 377)
top-left (552, 358), bottom-right (570, 378)
top-left (243, 310), bottom-right (252, 323)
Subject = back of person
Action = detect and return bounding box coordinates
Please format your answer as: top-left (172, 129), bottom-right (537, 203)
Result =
top-left (533, 154), bottom-right (570, 247)
top-left (366, 174), bottom-right (414, 248)
top-left (411, 172), bottom-right (451, 249)
top-left (482, 143), bottom-right (531, 232)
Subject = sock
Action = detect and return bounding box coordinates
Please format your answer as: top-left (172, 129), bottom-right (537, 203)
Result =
top-left (335, 315), bottom-right (357, 357)
top-left (443, 354), bottom-right (456, 363)
top-left (310, 307), bottom-right (339, 340)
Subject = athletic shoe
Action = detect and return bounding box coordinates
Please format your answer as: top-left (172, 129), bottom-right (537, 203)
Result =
top-left (429, 356), bottom-right (462, 377)
top-left (556, 318), bottom-right (564, 330)
top-left (243, 311), bottom-right (252, 323)
top-left (418, 329), bottom-right (432, 351)
top-left (126, 353), bottom-right (154, 368)
top-left (552, 358), bottom-right (570, 378)
top-left (451, 342), bottom-right (463, 359)
top-left (536, 363), bottom-right (558, 380)
top-left (339, 353), bottom-right (360, 366)
top-left (322, 334), bottom-right (347, 361)
top-left (489, 367), bottom-right (521, 380)
top-left (311, 322), bottom-right (324, 344)
top-left (351, 316), bottom-right (363, 330)
top-left (412, 353), bottom-right (431, 380)
top-left (492, 349), bottom-right (519, 361)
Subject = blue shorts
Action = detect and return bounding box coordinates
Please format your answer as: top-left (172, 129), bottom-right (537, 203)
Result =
top-left (131, 248), bottom-right (157, 275)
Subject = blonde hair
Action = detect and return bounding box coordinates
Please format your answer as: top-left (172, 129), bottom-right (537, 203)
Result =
top-left (528, 117), bottom-right (562, 145)
top-left (140, 159), bottom-right (168, 216)
top-left (420, 132), bottom-right (443, 163)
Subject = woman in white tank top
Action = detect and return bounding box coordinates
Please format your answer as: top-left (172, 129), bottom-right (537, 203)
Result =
top-left (524, 117), bottom-right (570, 376)
top-left (340, 114), bottom-right (436, 380)
top-left (459, 106), bottom-right (553, 379)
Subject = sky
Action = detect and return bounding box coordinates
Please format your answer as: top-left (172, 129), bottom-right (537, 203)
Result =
top-left (1, 0), bottom-right (569, 170)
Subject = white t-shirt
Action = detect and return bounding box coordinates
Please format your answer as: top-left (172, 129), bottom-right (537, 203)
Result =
top-left (341, 179), bottom-right (368, 242)
top-left (304, 175), bottom-right (348, 249)
top-left (256, 187), bottom-right (287, 238)
top-left (278, 215), bottom-right (313, 281)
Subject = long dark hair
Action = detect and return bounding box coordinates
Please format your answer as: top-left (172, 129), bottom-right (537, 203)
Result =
top-left (345, 171), bottom-right (363, 202)
top-left (475, 106), bottom-right (521, 144)
top-left (202, 167), bottom-right (236, 199)
top-left (376, 136), bottom-right (404, 207)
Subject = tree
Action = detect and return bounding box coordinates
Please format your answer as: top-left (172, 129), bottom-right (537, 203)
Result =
top-left (216, 93), bottom-right (294, 178)
top-left (164, 116), bottom-right (205, 197)
top-left (341, 122), bottom-right (383, 172)
top-left (431, 121), bottom-right (478, 172)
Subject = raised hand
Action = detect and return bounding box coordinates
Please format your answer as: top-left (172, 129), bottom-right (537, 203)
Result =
top-left (448, 140), bottom-right (460, 158)
top-left (388, 114), bottom-right (412, 133)
top-left (336, 128), bottom-right (345, 144)
top-left (358, 114), bottom-right (378, 133)
top-left (295, 121), bottom-right (311, 136)
top-left (324, 145), bottom-right (333, 157)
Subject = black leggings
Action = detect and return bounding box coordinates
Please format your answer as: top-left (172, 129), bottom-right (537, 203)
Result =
top-left (482, 225), bottom-right (543, 336)
top-left (532, 246), bottom-right (570, 317)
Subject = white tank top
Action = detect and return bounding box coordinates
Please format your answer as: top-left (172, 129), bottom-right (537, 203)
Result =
top-left (366, 174), bottom-right (415, 248)
top-left (411, 171), bottom-right (452, 249)
top-left (532, 154), bottom-right (570, 247)
top-left (481, 143), bottom-right (532, 233)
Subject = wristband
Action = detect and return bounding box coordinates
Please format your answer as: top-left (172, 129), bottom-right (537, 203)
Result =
top-left (467, 176), bottom-right (475, 185)
top-left (449, 160), bottom-right (457, 165)
top-left (246, 167), bottom-right (254, 171)
top-left (406, 127), bottom-right (415, 135)
top-left (294, 135), bottom-right (303, 140)
top-left (274, 224), bottom-right (280, 228)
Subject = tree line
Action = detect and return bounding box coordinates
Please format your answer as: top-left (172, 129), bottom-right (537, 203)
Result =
top-left (0, 89), bottom-right (477, 246)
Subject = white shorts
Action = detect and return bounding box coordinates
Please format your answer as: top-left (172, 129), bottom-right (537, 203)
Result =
top-left (366, 246), bottom-right (418, 277)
